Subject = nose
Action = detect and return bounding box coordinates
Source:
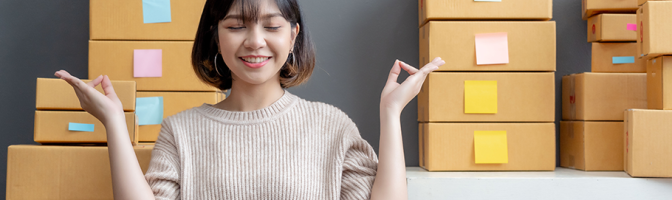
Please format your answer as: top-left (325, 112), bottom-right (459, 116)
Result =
top-left (243, 26), bottom-right (266, 50)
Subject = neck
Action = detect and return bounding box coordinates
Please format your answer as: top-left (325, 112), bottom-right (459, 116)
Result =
top-left (216, 77), bottom-right (285, 112)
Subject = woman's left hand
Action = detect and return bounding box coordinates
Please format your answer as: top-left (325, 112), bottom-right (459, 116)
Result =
top-left (380, 57), bottom-right (445, 115)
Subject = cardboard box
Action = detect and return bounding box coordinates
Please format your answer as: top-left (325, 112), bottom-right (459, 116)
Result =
top-left (418, 0), bottom-right (552, 25)
top-left (560, 121), bottom-right (624, 171)
top-left (90, 0), bottom-right (206, 40)
top-left (419, 21), bottom-right (556, 72)
top-left (89, 40), bottom-right (217, 91)
top-left (418, 72), bottom-right (555, 122)
top-left (647, 56), bottom-right (672, 109)
top-left (36, 78), bottom-right (136, 111)
top-left (637, 1), bottom-right (672, 59)
top-left (638, 0), bottom-right (672, 5)
top-left (591, 42), bottom-right (645, 73)
top-left (587, 14), bottom-right (637, 42)
top-left (137, 91), bottom-right (224, 142)
top-left (562, 73), bottom-right (647, 121)
top-left (5, 144), bottom-right (153, 199)
top-left (582, 0), bottom-right (638, 20)
top-left (34, 111), bottom-right (138, 144)
top-left (624, 109), bottom-right (672, 177)
top-left (419, 123), bottom-right (556, 171)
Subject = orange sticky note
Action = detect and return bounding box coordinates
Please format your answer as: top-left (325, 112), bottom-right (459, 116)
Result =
top-left (464, 80), bottom-right (498, 114)
top-left (474, 130), bottom-right (508, 164)
top-left (475, 32), bottom-right (509, 65)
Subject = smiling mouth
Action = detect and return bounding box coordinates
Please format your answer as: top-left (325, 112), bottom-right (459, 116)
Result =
top-left (239, 57), bottom-right (271, 63)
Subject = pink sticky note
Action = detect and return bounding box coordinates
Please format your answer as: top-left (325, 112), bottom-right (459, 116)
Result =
top-left (475, 32), bottom-right (509, 65)
top-left (627, 23), bottom-right (637, 31)
top-left (134, 49), bottom-right (162, 77)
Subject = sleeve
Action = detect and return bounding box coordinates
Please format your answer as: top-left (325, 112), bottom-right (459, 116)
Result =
top-left (144, 118), bottom-right (182, 200)
top-left (340, 124), bottom-right (379, 200)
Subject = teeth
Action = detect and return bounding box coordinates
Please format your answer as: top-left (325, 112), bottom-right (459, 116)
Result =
top-left (242, 57), bottom-right (268, 63)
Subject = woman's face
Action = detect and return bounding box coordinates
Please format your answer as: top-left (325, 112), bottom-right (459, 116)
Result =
top-left (217, 0), bottom-right (298, 86)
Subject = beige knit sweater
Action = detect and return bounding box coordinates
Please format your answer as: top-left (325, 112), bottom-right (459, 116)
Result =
top-left (144, 91), bottom-right (379, 200)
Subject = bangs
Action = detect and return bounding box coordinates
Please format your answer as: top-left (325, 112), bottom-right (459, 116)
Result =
top-left (213, 0), bottom-right (297, 25)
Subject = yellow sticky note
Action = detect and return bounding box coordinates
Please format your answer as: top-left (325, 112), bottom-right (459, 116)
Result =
top-left (464, 80), bottom-right (498, 114)
top-left (474, 130), bottom-right (508, 164)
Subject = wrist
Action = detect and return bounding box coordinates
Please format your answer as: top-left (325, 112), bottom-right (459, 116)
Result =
top-left (103, 113), bottom-right (127, 128)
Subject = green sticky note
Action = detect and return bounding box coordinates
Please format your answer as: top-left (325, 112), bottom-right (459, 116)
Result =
top-left (474, 131), bottom-right (508, 164)
top-left (464, 80), bottom-right (498, 114)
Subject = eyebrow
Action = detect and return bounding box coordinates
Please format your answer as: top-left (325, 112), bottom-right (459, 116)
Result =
top-left (222, 13), bottom-right (283, 21)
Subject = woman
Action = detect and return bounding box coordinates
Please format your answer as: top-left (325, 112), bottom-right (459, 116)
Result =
top-left (55, 0), bottom-right (444, 199)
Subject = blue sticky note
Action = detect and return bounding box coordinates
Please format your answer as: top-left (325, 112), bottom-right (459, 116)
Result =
top-left (142, 0), bottom-right (172, 23)
top-left (68, 123), bottom-right (95, 132)
top-left (613, 56), bottom-right (635, 64)
top-left (136, 97), bottom-right (164, 125)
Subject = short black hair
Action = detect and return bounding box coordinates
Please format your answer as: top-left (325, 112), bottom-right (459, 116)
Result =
top-left (192, 0), bottom-right (316, 90)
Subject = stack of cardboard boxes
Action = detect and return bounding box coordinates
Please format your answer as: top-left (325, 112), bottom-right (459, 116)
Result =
top-left (7, 1), bottom-right (220, 198)
top-left (625, 0), bottom-right (672, 177)
top-left (88, 0), bottom-right (222, 143)
top-left (417, 0), bottom-right (556, 171)
top-left (6, 79), bottom-right (155, 199)
top-left (560, 0), bottom-right (648, 172)
top-left (560, 0), bottom-right (672, 177)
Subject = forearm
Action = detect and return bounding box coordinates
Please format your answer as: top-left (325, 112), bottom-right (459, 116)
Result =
top-left (105, 116), bottom-right (155, 200)
top-left (370, 109), bottom-right (407, 200)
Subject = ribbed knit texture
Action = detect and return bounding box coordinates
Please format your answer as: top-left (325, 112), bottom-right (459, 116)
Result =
top-left (144, 91), bottom-right (379, 200)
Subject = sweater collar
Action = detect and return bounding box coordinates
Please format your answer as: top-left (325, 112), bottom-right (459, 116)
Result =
top-left (196, 90), bottom-right (299, 124)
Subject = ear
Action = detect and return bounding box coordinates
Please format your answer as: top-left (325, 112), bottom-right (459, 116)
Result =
top-left (290, 23), bottom-right (300, 51)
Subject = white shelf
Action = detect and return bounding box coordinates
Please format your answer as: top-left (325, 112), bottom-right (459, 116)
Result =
top-left (406, 167), bottom-right (672, 200)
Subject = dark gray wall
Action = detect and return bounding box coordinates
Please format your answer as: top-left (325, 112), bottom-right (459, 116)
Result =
top-left (0, 0), bottom-right (590, 196)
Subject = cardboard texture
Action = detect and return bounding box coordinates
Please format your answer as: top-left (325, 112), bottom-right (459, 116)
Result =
top-left (418, 0), bottom-right (552, 25)
top-left (562, 73), bottom-right (647, 121)
top-left (624, 109), bottom-right (672, 177)
top-left (419, 21), bottom-right (556, 72)
top-left (637, 1), bottom-right (672, 59)
top-left (646, 56), bottom-right (672, 109)
top-left (591, 42), bottom-right (645, 73)
top-left (418, 123), bottom-right (555, 171)
top-left (638, 0), bottom-right (672, 5)
top-left (89, 40), bottom-right (217, 91)
top-left (582, 0), bottom-right (638, 20)
top-left (587, 14), bottom-right (637, 42)
top-left (5, 144), bottom-right (154, 200)
top-left (35, 78), bottom-right (136, 111)
top-left (89, 0), bottom-right (206, 40)
top-left (34, 111), bottom-right (138, 144)
top-left (137, 91), bottom-right (224, 142)
top-left (560, 121), bottom-right (624, 171)
top-left (418, 72), bottom-right (555, 122)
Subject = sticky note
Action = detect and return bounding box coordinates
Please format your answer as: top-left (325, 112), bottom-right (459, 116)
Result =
top-left (464, 80), bottom-right (498, 114)
top-left (474, 0), bottom-right (502, 1)
top-left (474, 131), bottom-right (508, 164)
top-left (627, 23), bottom-right (637, 31)
top-left (134, 49), bottom-right (162, 77)
top-left (475, 32), bottom-right (509, 65)
top-left (142, 0), bottom-right (172, 23)
top-left (68, 123), bottom-right (95, 132)
top-left (613, 56), bottom-right (635, 64)
top-left (136, 97), bottom-right (164, 125)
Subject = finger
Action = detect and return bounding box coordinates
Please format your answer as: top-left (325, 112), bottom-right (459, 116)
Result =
top-left (399, 61), bottom-right (419, 75)
top-left (87, 75), bottom-right (104, 88)
top-left (386, 60), bottom-right (402, 84)
top-left (422, 57), bottom-right (445, 71)
top-left (101, 75), bottom-right (118, 98)
top-left (55, 70), bottom-right (89, 91)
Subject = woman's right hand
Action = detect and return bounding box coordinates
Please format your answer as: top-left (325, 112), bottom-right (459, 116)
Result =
top-left (55, 70), bottom-right (125, 125)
